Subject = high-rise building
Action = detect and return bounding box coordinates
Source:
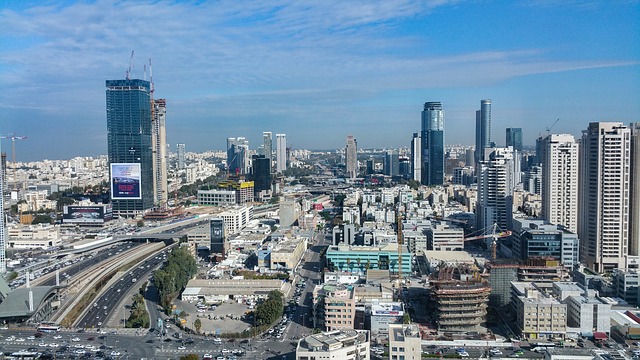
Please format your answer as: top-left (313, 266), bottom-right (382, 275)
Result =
top-left (539, 134), bottom-right (579, 233)
top-left (411, 132), bottom-right (422, 183)
top-left (276, 134), bottom-right (287, 173)
top-left (263, 132), bottom-right (273, 169)
top-left (506, 128), bottom-right (523, 152)
top-left (151, 99), bottom-right (168, 207)
top-left (209, 218), bottom-right (227, 258)
top-left (251, 154), bottom-right (271, 197)
top-left (106, 79), bottom-right (154, 217)
top-left (579, 122), bottom-right (631, 272)
top-left (227, 137), bottom-right (249, 175)
top-left (384, 150), bottom-right (399, 177)
top-left (0, 141), bottom-right (5, 272)
top-left (176, 143), bottom-right (186, 170)
top-left (628, 123), bottom-right (640, 257)
top-left (477, 147), bottom-right (516, 232)
top-left (421, 102), bottom-right (445, 185)
top-left (475, 99), bottom-right (492, 164)
top-left (345, 135), bottom-right (357, 179)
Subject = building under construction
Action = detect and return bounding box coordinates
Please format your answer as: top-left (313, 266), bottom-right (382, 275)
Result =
top-left (430, 265), bottom-right (490, 332)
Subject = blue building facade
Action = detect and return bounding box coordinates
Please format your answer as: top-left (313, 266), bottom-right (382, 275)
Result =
top-left (421, 102), bottom-right (445, 185)
top-left (326, 243), bottom-right (412, 275)
top-left (475, 99), bottom-right (492, 164)
top-left (506, 128), bottom-right (523, 152)
top-left (106, 79), bottom-right (154, 216)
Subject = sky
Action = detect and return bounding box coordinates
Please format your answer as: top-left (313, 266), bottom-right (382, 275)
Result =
top-left (0, 0), bottom-right (639, 162)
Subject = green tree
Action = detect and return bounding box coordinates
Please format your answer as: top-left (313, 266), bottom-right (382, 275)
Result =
top-left (31, 214), bottom-right (53, 225)
top-left (254, 290), bottom-right (284, 327)
top-left (403, 313), bottom-right (411, 324)
top-left (6, 271), bottom-right (18, 281)
top-left (136, 219), bottom-right (145, 227)
top-left (194, 318), bottom-right (202, 334)
top-left (180, 355), bottom-right (200, 360)
top-left (154, 247), bottom-right (198, 312)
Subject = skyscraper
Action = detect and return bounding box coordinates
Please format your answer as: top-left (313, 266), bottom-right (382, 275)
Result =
top-left (0, 140), bottom-right (5, 273)
top-left (276, 134), bottom-right (287, 173)
top-left (151, 98), bottom-right (168, 207)
top-left (384, 150), bottom-right (399, 177)
top-left (251, 155), bottom-right (271, 198)
top-left (477, 147), bottom-right (516, 232)
top-left (176, 143), bottom-right (186, 170)
top-left (506, 128), bottom-right (523, 152)
top-left (411, 133), bottom-right (421, 183)
top-left (345, 135), bottom-right (357, 178)
top-left (263, 132), bottom-right (273, 169)
top-left (421, 102), bottom-right (445, 185)
top-left (539, 134), bottom-right (579, 233)
top-left (106, 79), bottom-right (154, 217)
top-left (579, 122), bottom-right (631, 272)
top-left (629, 122), bottom-right (640, 257)
top-left (227, 137), bottom-right (249, 175)
top-left (475, 99), bottom-right (492, 164)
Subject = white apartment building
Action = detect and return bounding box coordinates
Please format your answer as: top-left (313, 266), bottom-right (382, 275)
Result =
top-left (426, 222), bottom-right (465, 251)
top-left (512, 282), bottom-right (567, 340)
top-left (197, 189), bottom-right (236, 207)
top-left (565, 295), bottom-right (611, 333)
top-left (477, 147), bottom-right (516, 232)
top-left (296, 330), bottom-right (370, 360)
top-left (276, 134), bottom-right (287, 173)
top-left (539, 134), bottom-right (579, 233)
top-left (630, 122), bottom-right (640, 259)
top-left (579, 122), bottom-right (631, 272)
top-left (218, 205), bottom-right (252, 235)
top-left (388, 324), bottom-right (422, 360)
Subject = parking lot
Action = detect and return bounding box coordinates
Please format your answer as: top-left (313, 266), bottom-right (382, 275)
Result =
top-left (174, 299), bottom-right (252, 336)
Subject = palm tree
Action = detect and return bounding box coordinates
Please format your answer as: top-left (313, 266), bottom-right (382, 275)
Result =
top-left (194, 318), bottom-right (202, 334)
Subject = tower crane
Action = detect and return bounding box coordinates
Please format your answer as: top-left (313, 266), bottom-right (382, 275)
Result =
top-left (439, 223), bottom-right (511, 260)
top-left (546, 118), bottom-right (560, 135)
top-left (0, 133), bottom-right (27, 190)
top-left (125, 50), bottom-right (135, 80)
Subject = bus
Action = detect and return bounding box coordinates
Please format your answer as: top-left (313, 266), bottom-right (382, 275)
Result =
top-left (36, 322), bottom-right (61, 333)
top-left (531, 342), bottom-right (556, 352)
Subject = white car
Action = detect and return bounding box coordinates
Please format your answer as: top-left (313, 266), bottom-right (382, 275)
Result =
top-left (74, 344), bottom-right (84, 349)
top-left (27, 336), bottom-right (36, 340)
top-left (15, 337), bottom-right (25, 342)
top-left (53, 335), bottom-right (62, 339)
top-left (71, 337), bottom-right (81, 342)
top-left (177, 345), bottom-right (186, 350)
top-left (110, 351), bottom-right (121, 356)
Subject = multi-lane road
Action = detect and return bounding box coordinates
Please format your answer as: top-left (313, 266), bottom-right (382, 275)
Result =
top-left (77, 248), bottom-right (171, 329)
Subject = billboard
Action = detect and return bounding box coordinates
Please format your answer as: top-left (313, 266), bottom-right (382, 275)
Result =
top-left (63, 205), bottom-right (113, 224)
top-left (110, 163), bottom-right (142, 200)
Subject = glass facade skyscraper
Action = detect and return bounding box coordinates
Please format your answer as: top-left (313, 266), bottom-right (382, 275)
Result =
top-left (475, 99), bottom-right (492, 164)
top-left (421, 102), bottom-right (445, 185)
top-left (106, 79), bottom-right (154, 216)
top-left (506, 128), bottom-right (523, 152)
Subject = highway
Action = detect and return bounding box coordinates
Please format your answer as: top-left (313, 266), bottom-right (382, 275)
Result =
top-left (76, 248), bottom-right (171, 329)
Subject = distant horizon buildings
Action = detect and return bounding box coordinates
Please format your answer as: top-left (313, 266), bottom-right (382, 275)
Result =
top-left (345, 135), bottom-right (357, 179)
top-left (263, 132), bottom-right (273, 170)
top-left (421, 102), bottom-right (445, 186)
top-left (106, 78), bottom-right (155, 217)
top-left (176, 143), bottom-right (186, 170)
top-left (276, 134), bottom-right (287, 173)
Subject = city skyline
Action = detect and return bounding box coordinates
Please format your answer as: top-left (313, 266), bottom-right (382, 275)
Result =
top-left (1, 1), bottom-right (639, 161)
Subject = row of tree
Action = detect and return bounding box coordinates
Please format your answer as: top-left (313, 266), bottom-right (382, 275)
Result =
top-left (153, 247), bottom-right (198, 312)
top-left (254, 290), bottom-right (284, 327)
top-left (125, 292), bottom-right (150, 328)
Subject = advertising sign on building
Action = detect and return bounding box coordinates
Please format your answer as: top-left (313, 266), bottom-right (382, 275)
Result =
top-left (110, 163), bottom-right (142, 199)
top-left (63, 205), bottom-right (113, 224)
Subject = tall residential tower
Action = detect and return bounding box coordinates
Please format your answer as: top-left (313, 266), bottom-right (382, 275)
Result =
top-left (263, 132), bottom-right (273, 169)
top-left (579, 122), bottom-right (631, 272)
top-left (151, 98), bottom-right (168, 207)
top-left (539, 134), bottom-right (579, 233)
top-left (345, 135), bottom-right (357, 179)
top-left (421, 102), bottom-right (445, 185)
top-left (276, 134), bottom-right (287, 173)
top-left (475, 100), bottom-right (492, 164)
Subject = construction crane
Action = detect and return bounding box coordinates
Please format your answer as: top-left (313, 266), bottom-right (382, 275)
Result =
top-left (396, 205), bottom-right (405, 280)
top-left (125, 50), bottom-right (135, 80)
top-left (546, 118), bottom-right (560, 135)
top-left (440, 223), bottom-right (512, 260)
top-left (0, 133), bottom-right (27, 190)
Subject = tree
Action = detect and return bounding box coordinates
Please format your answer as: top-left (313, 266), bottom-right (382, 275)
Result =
top-left (403, 313), bottom-right (411, 324)
top-left (194, 318), bottom-right (202, 334)
top-left (180, 355), bottom-right (200, 360)
top-left (136, 219), bottom-right (145, 227)
top-left (31, 214), bottom-right (53, 225)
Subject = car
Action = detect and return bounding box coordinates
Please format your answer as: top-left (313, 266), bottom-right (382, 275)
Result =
top-left (71, 337), bottom-right (81, 342)
top-left (222, 348), bottom-right (230, 354)
top-left (110, 351), bottom-right (121, 356)
top-left (53, 335), bottom-right (62, 339)
top-left (27, 336), bottom-right (36, 340)
top-left (177, 345), bottom-right (186, 350)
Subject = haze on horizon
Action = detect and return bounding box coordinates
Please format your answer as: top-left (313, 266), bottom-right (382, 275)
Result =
top-left (0, 0), bottom-right (638, 162)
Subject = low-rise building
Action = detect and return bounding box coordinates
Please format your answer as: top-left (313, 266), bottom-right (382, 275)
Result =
top-left (512, 282), bottom-right (567, 340)
top-left (426, 222), bottom-right (465, 251)
top-left (370, 302), bottom-right (404, 336)
top-left (270, 236), bottom-right (307, 270)
top-left (181, 279), bottom-right (288, 304)
top-left (296, 330), bottom-right (369, 360)
top-left (7, 224), bottom-right (61, 249)
top-left (388, 324), bottom-right (422, 360)
top-left (218, 205), bottom-right (252, 235)
top-left (197, 189), bottom-right (236, 207)
top-left (565, 295), bottom-right (611, 334)
top-left (326, 243), bottom-right (412, 276)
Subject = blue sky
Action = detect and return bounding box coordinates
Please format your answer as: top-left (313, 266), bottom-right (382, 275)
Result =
top-left (0, 0), bottom-right (638, 161)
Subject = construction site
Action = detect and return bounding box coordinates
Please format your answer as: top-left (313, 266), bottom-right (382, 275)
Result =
top-left (429, 265), bottom-right (491, 332)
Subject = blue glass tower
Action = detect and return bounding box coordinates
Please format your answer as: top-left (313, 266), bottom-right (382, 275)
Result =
top-left (106, 79), bottom-right (154, 216)
top-left (421, 102), bottom-right (445, 185)
top-left (506, 128), bottom-right (523, 152)
top-left (475, 99), bottom-right (492, 164)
